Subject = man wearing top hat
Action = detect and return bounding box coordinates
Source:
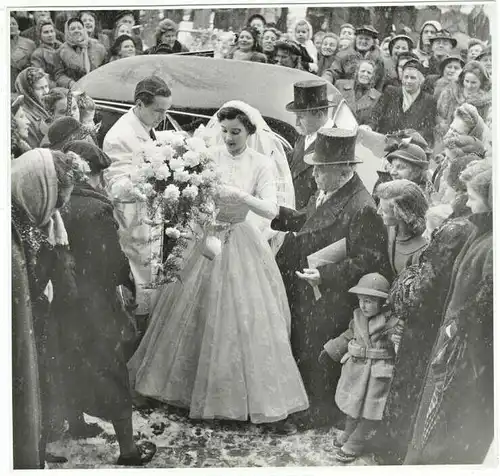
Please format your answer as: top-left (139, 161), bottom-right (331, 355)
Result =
top-left (286, 79), bottom-right (356, 212)
top-left (272, 128), bottom-right (390, 429)
top-left (323, 25), bottom-right (385, 91)
top-left (103, 75), bottom-right (172, 339)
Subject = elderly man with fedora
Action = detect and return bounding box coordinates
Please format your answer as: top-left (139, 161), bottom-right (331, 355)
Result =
top-left (286, 79), bottom-right (356, 212)
top-left (103, 75), bottom-right (172, 341)
top-left (427, 30), bottom-right (458, 76)
top-left (323, 25), bottom-right (385, 91)
top-left (272, 128), bottom-right (390, 430)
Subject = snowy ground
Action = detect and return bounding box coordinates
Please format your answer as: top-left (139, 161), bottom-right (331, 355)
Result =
top-left (47, 404), bottom-right (378, 469)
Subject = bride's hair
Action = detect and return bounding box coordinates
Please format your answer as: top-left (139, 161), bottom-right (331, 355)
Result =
top-left (217, 107), bottom-right (257, 135)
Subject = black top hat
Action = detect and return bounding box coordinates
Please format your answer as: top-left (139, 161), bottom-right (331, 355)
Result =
top-left (304, 128), bottom-right (361, 166)
top-left (439, 55), bottom-right (465, 75)
top-left (286, 80), bottom-right (337, 112)
top-left (429, 30), bottom-right (458, 48)
top-left (355, 25), bottom-right (378, 39)
top-left (389, 35), bottom-right (415, 56)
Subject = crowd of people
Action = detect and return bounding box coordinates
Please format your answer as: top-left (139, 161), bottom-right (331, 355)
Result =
top-left (11, 8), bottom-right (493, 471)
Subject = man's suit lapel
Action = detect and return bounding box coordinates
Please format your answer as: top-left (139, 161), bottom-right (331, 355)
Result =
top-left (299, 174), bottom-right (363, 235)
top-left (291, 137), bottom-right (316, 180)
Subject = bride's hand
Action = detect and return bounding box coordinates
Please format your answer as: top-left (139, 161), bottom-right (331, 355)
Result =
top-left (219, 184), bottom-right (248, 202)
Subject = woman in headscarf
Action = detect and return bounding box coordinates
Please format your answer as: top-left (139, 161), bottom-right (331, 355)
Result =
top-left (11, 148), bottom-right (81, 467)
top-left (14, 67), bottom-right (50, 148)
top-left (53, 17), bottom-right (107, 89)
top-left (144, 18), bottom-right (188, 55)
top-left (413, 20), bottom-right (442, 69)
top-left (30, 18), bottom-right (62, 88)
top-left (436, 61), bottom-right (491, 148)
top-left (366, 59), bottom-right (437, 146)
top-left (51, 140), bottom-right (156, 465)
top-left (11, 94), bottom-right (31, 159)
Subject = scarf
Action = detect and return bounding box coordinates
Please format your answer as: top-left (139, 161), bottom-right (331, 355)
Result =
top-left (11, 148), bottom-right (69, 246)
top-left (14, 69), bottom-right (51, 121)
top-left (64, 20), bottom-right (91, 74)
top-left (402, 87), bottom-right (421, 113)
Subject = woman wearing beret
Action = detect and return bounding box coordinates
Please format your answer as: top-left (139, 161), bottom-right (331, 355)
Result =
top-left (366, 60), bottom-right (437, 147)
top-left (423, 55), bottom-right (464, 99)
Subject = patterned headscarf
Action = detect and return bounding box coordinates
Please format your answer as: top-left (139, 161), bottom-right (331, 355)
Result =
top-left (11, 148), bottom-right (69, 245)
top-left (14, 67), bottom-right (51, 121)
top-left (64, 18), bottom-right (91, 74)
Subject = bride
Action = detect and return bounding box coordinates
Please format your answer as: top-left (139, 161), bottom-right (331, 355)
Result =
top-left (128, 101), bottom-right (308, 433)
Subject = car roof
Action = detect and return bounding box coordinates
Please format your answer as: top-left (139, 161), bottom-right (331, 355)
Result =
top-left (75, 55), bottom-right (341, 126)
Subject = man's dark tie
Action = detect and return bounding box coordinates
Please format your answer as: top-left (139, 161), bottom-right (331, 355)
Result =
top-left (149, 129), bottom-right (157, 141)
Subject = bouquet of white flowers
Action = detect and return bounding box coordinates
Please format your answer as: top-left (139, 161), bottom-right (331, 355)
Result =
top-left (116, 130), bottom-right (222, 287)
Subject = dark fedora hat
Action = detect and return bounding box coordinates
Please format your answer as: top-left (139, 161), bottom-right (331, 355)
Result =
top-left (439, 55), bottom-right (465, 75)
top-left (355, 25), bottom-right (379, 39)
top-left (386, 142), bottom-right (429, 169)
top-left (48, 116), bottom-right (89, 150)
top-left (429, 29), bottom-right (458, 48)
top-left (286, 80), bottom-right (337, 112)
top-left (402, 58), bottom-right (426, 75)
top-left (304, 128), bottom-right (361, 166)
top-left (388, 34), bottom-right (415, 56)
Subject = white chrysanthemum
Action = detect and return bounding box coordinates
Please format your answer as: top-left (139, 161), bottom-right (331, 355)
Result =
top-left (186, 137), bottom-right (207, 153)
top-left (182, 184), bottom-right (199, 200)
top-left (183, 150), bottom-right (201, 168)
top-left (110, 177), bottom-right (134, 200)
top-left (163, 184), bottom-right (180, 202)
top-left (169, 158), bottom-right (185, 171)
top-left (155, 164), bottom-right (171, 180)
top-left (201, 169), bottom-right (217, 183)
top-left (189, 173), bottom-right (203, 186)
top-left (174, 170), bottom-right (190, 183)
top-left (165, 227), bottom-right (181, 239)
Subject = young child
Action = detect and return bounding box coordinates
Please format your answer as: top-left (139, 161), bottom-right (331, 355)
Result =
top-left (313, 31), bottom-right (326, 51)
top-left (293, 19), bottom-right (318, 72)
top-left (319, 273), bottom-right (402, 463)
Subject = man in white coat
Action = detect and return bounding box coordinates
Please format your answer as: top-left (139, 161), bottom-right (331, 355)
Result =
top-left (103, 76), bottom-right (172, 338)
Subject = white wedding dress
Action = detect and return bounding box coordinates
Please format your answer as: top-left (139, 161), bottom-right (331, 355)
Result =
top-left (128, 144), bottom-right (309, 423)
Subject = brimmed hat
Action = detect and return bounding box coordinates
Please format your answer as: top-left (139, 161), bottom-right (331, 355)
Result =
top-left (389, 34), bottom-right (415, 56)
top-left (63, 140), bottom-right (112, 174)
top-left (286, 80), bottom-right (336, 112)
top-left (348, 273), bottom-right (390, 299)
top-left (386, 142), bottom-right (429, 169)
top-left (439, 55), bottom-right (465, 75)
top-left (355, 25), bottom-right (378, 39)
top-left (402, 59), bottom-right (426, 75)
top-left (48, 117), bottom-right (89, 150)
top-left (476, 45), bottom-right (492, 61)
top-left (304, 128), bottom-right (361, 166)
top-left (134, 75), bottom-right (171, 101)
top-left (429, 29), bottom-right (458, 48)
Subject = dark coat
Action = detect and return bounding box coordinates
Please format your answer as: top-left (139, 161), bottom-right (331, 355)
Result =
top-left (271, 173), bottom-right (390, 428)
top-left (30, 42), bottom-right (62, 87)
top-left (56, 184), bottom-right (135, 421)
top-left (11, 224), bottom-right (42, 469)
top-left (375, 216), bottom-right (475, 464)
top-left (324, 309), bottom-right (400, 421)
top-left (226, 48), bottom-right (268, 63)
top-left (317, 53), bottom-right (336, 77)
top-left (368, 85), bottom-right (437, 146)
top-left (336, 79), bottom-right (381, 125)
top-left (144, 40), bottom-right (189, 55)
top-left (405, 213), bottom-right (493, 464)
top-left (53, 39), bottom-right (107, 88)
top-left (288, 135), bottom-right (317, 212)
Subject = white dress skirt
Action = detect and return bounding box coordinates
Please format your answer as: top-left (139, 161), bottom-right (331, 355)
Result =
top-left (128, 146), bottom-right (309, 423)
